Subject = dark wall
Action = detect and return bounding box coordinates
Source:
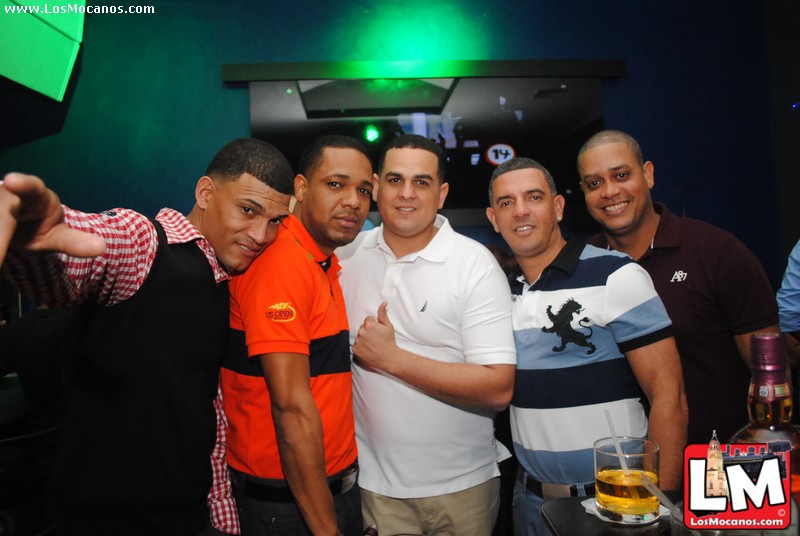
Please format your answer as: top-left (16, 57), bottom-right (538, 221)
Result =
top-left (0, 0), bottom-right (792, 283)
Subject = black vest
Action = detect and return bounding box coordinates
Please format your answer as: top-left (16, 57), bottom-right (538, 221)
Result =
top-left (55, 221), bottom-right (229, 535)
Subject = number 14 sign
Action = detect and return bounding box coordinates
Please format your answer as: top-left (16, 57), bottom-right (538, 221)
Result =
top-left (486, 144), bottom-right (516, 166)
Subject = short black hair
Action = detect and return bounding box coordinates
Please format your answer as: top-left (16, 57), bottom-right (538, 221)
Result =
top-left (577, 130), bottom-right (644, 170)
top-left (205, 138), bottom-right (294, 195)
top-left (378, 134), bottom-right (447, 182)
top-left (298, 135), bottom-right (372, 177)
top-left (488, 157), bottom-right (557, 205)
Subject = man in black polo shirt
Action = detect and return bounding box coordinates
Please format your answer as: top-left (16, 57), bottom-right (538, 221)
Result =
top-left (577, 129), bottom-right (779, 445)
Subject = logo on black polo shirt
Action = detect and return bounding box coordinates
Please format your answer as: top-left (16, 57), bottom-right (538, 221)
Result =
top-left (671, 270), bottom-right (688, 282)
top-left (265, 302), bottom-right (296, 322)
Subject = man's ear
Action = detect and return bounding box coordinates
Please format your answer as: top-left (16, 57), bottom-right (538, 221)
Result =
top-left (294, 174), bottom-right (308, 203)
top-left (371, 173), bottom-right (380, 203)
top-left (554, 194), bottom-right (566, 222)
top-left (643, 161), bottom-right (655, 190)
top-left (195, 176), bottom-right (215, 209)
top-left (486, 207), bottom-right (500, 233)
top-left (437, 181), bottom-right (450, 210)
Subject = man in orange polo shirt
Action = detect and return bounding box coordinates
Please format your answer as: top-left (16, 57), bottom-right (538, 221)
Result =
top-left (219, 135), bottom-right (374, 536)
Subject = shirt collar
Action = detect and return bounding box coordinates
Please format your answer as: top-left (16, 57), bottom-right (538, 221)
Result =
top-left (373, 214), bottom-right (452, 262)
top-left (650, 201), bottom-right (680, 249)
top-left (281, 214), bottom-right (341, 273)
top-left (155, 208), bottom-right (230, 283)
top-left (514, 237), bottom-right (584, 290)
top-left (589, 201), bottom-right (679, 254)
top-left (546, 236), bottom-right (584, 275)
top-left (156, 208), bottom-right (204, 244)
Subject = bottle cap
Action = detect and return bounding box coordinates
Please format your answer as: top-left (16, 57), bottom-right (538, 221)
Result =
top-left (750, 333), bottom-right (787, 373)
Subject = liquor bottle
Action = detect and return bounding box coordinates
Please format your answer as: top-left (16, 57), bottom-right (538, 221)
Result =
top-left (728, 333), bottom-right (800, 506)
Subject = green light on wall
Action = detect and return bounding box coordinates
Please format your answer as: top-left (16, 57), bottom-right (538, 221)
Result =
top-left (364, 124), bottom-right (381, 143)
top-left (330, 1), bottom-right (494, 64)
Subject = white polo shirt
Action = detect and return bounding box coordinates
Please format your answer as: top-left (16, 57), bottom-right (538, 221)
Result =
top-left (337, 215), bottom-right (517, 498)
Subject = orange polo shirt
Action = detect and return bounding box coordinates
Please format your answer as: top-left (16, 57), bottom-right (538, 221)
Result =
top-left (221, 215), bottom-right (357, 479)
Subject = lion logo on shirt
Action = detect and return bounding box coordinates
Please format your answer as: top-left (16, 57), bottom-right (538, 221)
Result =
top-left (265, 302), bottom-right (296, 322)
top-left (542, 298), bottom-right (596, 354)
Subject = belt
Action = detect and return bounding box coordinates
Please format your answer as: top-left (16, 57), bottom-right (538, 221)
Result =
top-left (518, 467), bottom-right (594, 500)
top-left (240, 464), bottom-right (358, 503)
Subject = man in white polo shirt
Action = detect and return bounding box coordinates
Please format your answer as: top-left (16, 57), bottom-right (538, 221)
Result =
top-left (337, 134), bottom-right (517, 535)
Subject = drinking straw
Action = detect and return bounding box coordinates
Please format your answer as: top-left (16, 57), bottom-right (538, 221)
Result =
top-left (640, 474), bottom-right (702, 536)
top-left (603, 409), bottom-right (639, 501)
top-left (603, 409), bottom-right (631, 475)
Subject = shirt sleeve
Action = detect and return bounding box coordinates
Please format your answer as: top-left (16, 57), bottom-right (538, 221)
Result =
top-left (778, 240), bottom-right (800, 332)
top-left (460, 252), bottom-right (517, 365)
top-left (208, 385), bottom-right (240, 535)
top-left (1, 207), bottom-right (158, 307)
top-left (711, 232), bottom-right (779, 334)
top-left (605, 261), bottom-right (674, 351)
top-left (234, 249), bottom-right (315, 358)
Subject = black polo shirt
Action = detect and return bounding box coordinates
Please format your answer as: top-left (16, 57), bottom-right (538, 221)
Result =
top-left (588, 202), bottom-right (778, 444)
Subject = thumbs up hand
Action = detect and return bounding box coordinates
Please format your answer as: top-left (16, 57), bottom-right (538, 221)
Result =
top-left (352, 301), bottom-right (400, 374)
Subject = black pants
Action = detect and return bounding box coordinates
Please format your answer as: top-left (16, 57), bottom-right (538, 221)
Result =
top-left (233, 481), bottom-right (362, 536)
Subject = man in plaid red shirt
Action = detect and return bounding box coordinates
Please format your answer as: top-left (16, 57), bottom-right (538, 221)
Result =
top-left (0, 139), bottom-right (293, 536)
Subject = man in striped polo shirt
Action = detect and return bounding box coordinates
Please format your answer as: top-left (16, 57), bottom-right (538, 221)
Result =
top-left (485, 157), bottom-right (687, 536)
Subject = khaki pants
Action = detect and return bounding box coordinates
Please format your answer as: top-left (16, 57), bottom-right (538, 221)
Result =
top-left (361, 477), bottom-right (500, 536)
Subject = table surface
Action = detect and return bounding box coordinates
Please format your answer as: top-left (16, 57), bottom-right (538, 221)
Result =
top-left (541, 495), bottom-right (676, 536)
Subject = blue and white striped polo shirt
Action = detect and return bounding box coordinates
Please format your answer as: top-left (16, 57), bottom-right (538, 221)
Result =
top-left (510, 239), bottom-right (673, 486)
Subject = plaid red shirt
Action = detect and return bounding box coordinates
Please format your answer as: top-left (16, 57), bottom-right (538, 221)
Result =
top-left (2, 206), bottom-right (239, 534)
top-left (211, 386), bottom-right (238, 534)
top-left (2, 206), bottom-right (229, 306)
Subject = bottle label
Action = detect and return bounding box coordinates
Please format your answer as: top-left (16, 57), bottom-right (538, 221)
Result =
top-left (750, 382), bottom-right (790, 401)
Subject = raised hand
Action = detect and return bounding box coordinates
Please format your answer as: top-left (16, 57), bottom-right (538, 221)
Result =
top-left (0, 173), bottom-right (106, 266)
